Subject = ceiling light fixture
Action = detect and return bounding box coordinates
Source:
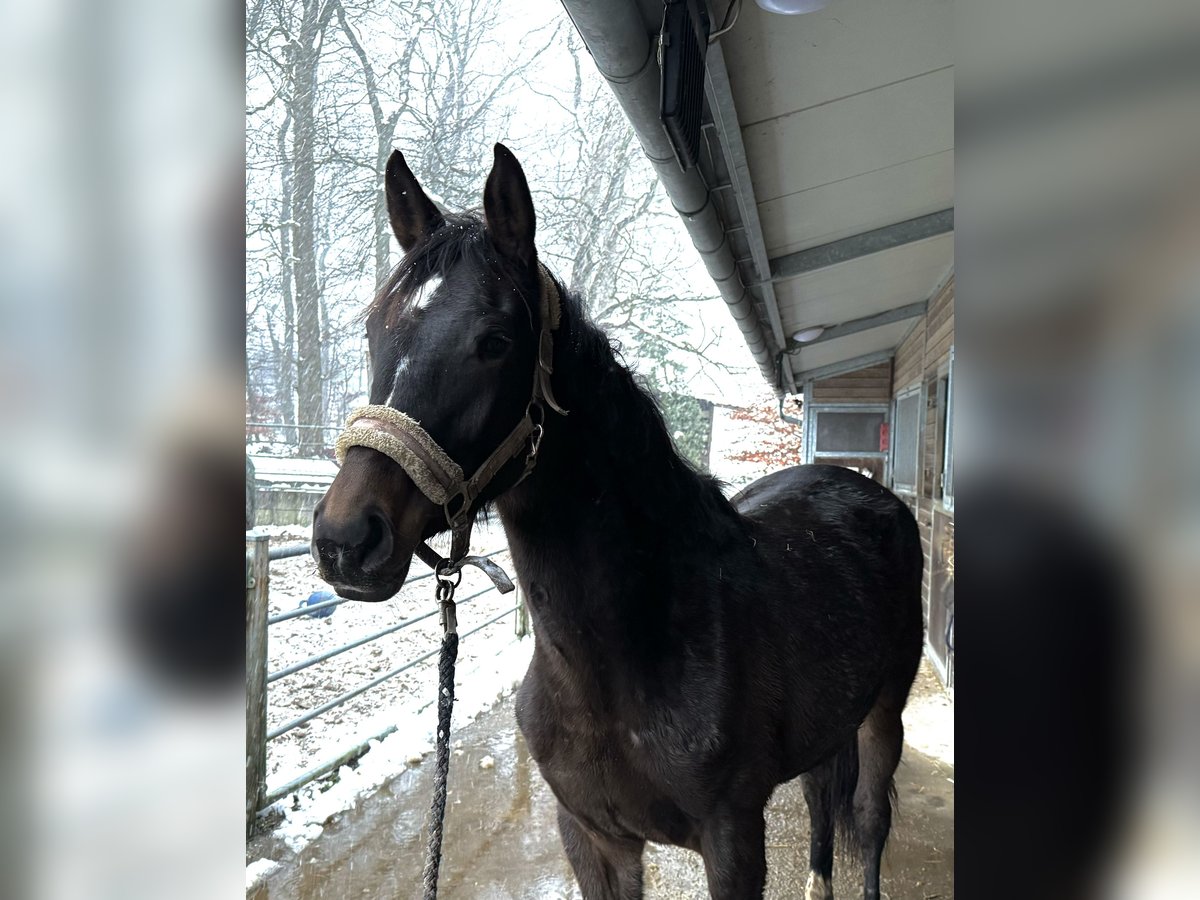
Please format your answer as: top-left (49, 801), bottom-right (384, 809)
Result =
top-left (755, 0), bottom-right (831, 14)
top-left (791, 325), bottom-right (827, 343)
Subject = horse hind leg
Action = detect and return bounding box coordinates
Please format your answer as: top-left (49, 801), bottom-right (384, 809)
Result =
top-left (800, 747), bottom-right (853, 900)
top-left (853, 699), bottom-right (906, 900)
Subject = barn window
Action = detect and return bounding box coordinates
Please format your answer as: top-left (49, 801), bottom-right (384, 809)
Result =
top-left (891, 385), bottom-right (922, 494)
top-left (813, 411), bottom-right (886, 453)
top-left (942, 347), bottom-right (954, 512)
top-left (804, 404), bottom-right (890, 483)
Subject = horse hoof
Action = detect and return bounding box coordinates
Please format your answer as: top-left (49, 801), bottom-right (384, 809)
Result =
top-left (805, 872), bottom-right (834, 900)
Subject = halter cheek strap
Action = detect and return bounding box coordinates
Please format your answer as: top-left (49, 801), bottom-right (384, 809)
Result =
top-left (334, 264), bottom-right (567, 591)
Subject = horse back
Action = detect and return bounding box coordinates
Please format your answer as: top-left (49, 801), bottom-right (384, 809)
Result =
top-left (728, 465), bottom-right (924, 770)
top-left (732, 464), bottom-right (921, 576)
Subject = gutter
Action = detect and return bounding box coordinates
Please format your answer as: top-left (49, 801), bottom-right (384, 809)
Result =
top-left (560, 0), bottom-right (780, 388)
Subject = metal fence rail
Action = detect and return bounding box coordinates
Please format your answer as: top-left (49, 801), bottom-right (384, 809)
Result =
top-left (245, 532), bottom-right (526, 833)
top-left (269, 542), bottom-right (314, 561)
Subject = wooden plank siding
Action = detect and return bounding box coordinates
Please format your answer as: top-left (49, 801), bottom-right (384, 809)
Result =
top-left (887, 275), bottom-right (954, 682)
top-left (810, 361), bottom-right (893, 403)
top-left (893, 318), bottom-right (926, 391)
top-left (922, 375), bottom-right (942, 501)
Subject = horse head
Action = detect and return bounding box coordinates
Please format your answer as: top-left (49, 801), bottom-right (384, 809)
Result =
top-left (312, 144), bottom-right (548, 601)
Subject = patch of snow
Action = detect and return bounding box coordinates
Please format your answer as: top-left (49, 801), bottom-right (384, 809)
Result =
top-left (252, 518), bottom-right (534, 862)
top-left (902, 658), bottom-right (954, 766)
top-left (245, 858), bottom-right (280, 890)
top-left (249, 455), bottom-right (338, 481)
top-left (249, 524), bottom-right (312, 539)
top-left (264, 631), bottom-right (531, 858)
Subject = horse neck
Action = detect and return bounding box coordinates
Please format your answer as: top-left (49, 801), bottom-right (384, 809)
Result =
top-left (494, 315), bottom-right (740, 623)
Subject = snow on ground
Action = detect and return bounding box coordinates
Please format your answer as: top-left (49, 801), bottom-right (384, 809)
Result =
top-left (253, 518), bottom-right (533, 855)
top-left (245, 858), bottom-right (280, 891)
top-left (902, 657), bottom-right (954, 766)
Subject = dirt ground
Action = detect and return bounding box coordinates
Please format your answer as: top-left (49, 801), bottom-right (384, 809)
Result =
top-left (248, 658), bottom-right (952, 899)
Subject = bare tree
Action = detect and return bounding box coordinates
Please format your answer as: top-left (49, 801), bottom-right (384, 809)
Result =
top-left (245, 0), bottom-right (741, 459)
top-left (526, 30), bottom-right (736, 396)
top-left (246, 0), bottom-right (338, 453)
top-left (331, 0), bottom-right (431, 285)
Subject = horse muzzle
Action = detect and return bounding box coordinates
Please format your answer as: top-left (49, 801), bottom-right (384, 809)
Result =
top-left (312, 446), bottom-right (438, 601)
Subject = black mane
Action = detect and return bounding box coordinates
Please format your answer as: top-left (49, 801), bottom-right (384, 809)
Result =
top-left (548, 284), bottom-right (741, 536)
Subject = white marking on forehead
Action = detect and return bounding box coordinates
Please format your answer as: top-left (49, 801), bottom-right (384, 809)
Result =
top-left (410, 275), bottom-right (443, 311)
top-left (384, 275), bottom-right (439, 404)
top-left (389, 355), bottom-right (410, 405)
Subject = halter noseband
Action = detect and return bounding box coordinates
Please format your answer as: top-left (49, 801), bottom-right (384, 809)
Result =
top-left (334, 264), bottom-right (567, 590)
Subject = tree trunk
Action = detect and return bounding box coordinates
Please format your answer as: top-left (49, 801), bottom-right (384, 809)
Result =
top-left (276, 113), bottom-right (297, 446)
top-left (374, 135), bottom-right (392, 284)
top-left (332, 0), bottom-right (401, 287)
top-left (290, 0), bottom-right (329, 457)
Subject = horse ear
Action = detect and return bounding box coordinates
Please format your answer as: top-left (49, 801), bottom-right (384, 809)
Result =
top-left (385, 150), bottom-right (444, 251)
top-left (483, 143), bottom-right (537, 266)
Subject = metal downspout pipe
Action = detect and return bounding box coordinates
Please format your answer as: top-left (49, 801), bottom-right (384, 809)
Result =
top-left (559, 0), bottom-right (779, 387)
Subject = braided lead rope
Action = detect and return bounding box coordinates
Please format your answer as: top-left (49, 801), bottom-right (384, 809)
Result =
top-left (421, 575), bottom-right (460, 900)
top-left (337, 266), bottom-right (566, 896)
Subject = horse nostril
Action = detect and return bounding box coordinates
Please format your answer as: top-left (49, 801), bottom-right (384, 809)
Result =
top-left (359, 512), bottom-right (393, 574)
top-left (312, 507), bottom-right (392, 578)
top-left (313, 507), bottom-right (367, 572)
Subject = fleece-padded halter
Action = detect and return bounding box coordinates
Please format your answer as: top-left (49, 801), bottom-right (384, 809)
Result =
top-left (336, 407), bottom-right (464, 505)
top-left (335, 264), bottom-right (567, 587)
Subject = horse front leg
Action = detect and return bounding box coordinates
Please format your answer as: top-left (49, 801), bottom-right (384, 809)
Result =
top-left (557, 803), bottom-right (645, 900)
top-left (699, 806), bottom-right (767, 899)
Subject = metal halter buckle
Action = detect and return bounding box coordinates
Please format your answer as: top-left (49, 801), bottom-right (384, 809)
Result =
top-left (434, 560), bottom-right (463, 590)
top-left (434, 560), bottom-right (462, 634)
top-left (442, 489), bottom-right (470, 531)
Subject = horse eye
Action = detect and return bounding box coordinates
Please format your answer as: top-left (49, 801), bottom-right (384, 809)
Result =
top-left (479, 332), bottom-right (512, 359)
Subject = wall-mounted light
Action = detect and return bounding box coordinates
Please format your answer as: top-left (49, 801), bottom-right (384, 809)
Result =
top-left (791, 325), bottom-right (827, 343)
top-left (755, 0), bottom-right (831, 14)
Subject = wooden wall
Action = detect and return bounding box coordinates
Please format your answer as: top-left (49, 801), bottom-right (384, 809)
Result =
top-left (810, 361), bottom-right (893, 403)
top-left (888, 275), bottom-right (954, 684)
top-left (925, 276), bottom-right (954, 373)
top-left (893, 313), bottom-right (926, 391)
top-left (792, 276), bottom-right (955, 685)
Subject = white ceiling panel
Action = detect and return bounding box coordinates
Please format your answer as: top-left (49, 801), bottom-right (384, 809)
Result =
top-left (789, 319), bottom-right (917, 376)
top-left (774, 233), bottom-right (953, 332)
top-left (722, 0), bottom-right (953, 127)
top-left (742, 67), bottom-right (954, 204)
top-left (757, 150), bottom-right (953, 257)
top-left (622, 0), bottom-right (954, 382)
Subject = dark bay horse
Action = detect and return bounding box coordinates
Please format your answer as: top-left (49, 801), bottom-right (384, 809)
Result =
top-left (313, 144), bottom-right (924, 899)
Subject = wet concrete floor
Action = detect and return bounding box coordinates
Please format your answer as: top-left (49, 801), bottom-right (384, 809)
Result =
top-left (249, 690), bottom-right (953, 900)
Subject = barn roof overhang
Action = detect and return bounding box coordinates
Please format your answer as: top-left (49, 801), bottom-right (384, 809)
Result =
top-left (562, 0), bottom-right (954, 394)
